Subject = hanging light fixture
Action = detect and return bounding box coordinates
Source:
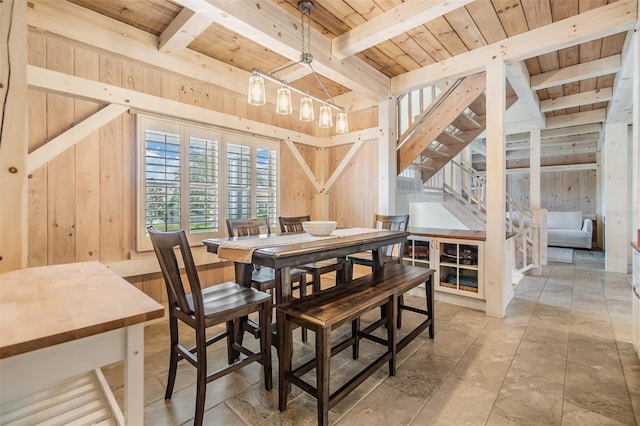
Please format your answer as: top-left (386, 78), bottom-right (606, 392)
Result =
top-left (299, 96), bottom-right (314, 121)
top-left (335, 111), bottom-right (349, 133)
top-left (276, 86), bottom-right (292, 115)
top-left (247, 74), bottom-right (266, 106)
top-left (247, 0), bottom-right (348, 133)
top-left (318, 105), bottom-right (333, 128)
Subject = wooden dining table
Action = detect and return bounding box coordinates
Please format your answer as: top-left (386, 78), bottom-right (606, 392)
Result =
top-left (203, 227), bottom-right (409, 306)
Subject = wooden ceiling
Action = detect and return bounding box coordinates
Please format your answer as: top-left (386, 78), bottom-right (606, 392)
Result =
top-left (65, 0), bottom-right (633, 126)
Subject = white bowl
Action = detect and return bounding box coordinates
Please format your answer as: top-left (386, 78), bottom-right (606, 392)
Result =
top-left (301, 221), bottom-right (337, 236)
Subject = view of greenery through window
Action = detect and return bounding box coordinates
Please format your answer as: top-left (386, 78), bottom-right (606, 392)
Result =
top-left (138, 115), bottom-right (278, 249)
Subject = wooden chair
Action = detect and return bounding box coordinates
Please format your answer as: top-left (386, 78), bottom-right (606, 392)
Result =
top-left (278, 215), bottom-right (346, 292)
top-left (225, 217), bottom-right (310, 341)
top-left (148, 226), bottom-right (272, 426)
top-left (347, 214), bottom-right (410, 326)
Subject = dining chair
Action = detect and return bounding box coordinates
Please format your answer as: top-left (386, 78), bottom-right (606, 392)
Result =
top-left (225, 217), bottom-right (310, 341)
top-left (148, 226), bottom-right (272, 426)
top-left (278, 215), bottom-right (346, 292)
top-left (347, 214), bottom-right (411, 326)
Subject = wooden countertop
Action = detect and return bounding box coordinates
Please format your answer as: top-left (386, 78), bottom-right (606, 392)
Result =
top-left (408, 227), bottom-right (487, 241)
top-left (408, 227), bottom-right (515, 241)
top-left (0, 261), bottom-right (164, 359)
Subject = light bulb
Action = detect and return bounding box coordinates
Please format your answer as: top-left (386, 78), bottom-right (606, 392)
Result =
top-left (300, 97), bottom-right (314, 122)
top-left (276, 86), bottom-right (292, 115)
top-left (336, 111), bottom-right (349, 134)
top-left (318, 105), bottom-right (333, 128)
top-left (247, 75), bottom-right (266, 106)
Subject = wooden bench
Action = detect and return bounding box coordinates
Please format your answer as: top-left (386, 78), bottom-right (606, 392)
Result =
top-left (275, 264), bottom-right (434, 426)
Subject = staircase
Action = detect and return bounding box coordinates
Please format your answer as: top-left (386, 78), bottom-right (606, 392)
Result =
top-left (397, 72), bottom-right (517, 182)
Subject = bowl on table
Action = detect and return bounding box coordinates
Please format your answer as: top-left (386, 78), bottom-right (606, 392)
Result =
top-left (301, 221), bottom-right (337, 236)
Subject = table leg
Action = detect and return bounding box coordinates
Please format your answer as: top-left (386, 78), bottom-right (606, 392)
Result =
top-left (277, 309), bottom-right (293, 412)
top-left (275, 266), bottom-right (292, 304)
top-left (234, 262), bottom-right (255, 356)
top-left (124, 323), bottom-right (144, 425)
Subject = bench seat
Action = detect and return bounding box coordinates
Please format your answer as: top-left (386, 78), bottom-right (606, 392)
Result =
top-left (276, 263), bottom-right (434, 426)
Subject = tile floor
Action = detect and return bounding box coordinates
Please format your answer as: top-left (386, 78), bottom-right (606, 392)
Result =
top-left (104, 250), bottom-right (640, 425)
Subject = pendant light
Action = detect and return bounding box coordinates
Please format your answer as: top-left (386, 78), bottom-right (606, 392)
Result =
top-left (246, 0), bottom-right (349, 133)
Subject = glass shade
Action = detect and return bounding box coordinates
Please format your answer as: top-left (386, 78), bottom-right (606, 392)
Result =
top-left (276, 86), bottom-right (292, 115)
top-left (299, 97), bottom-right (314, 122)
top-left (318, 105), bottom-right (333, 128)
top-left (248, 75), bottom-right (266, 106)
top-left (335, 111), bottom-right (349, 134)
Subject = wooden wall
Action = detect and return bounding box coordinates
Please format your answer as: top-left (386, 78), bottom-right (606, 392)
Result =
top-left (505, 153), bottom-right (598, 215)
top-left (25, 29), bottom-right (379, 302)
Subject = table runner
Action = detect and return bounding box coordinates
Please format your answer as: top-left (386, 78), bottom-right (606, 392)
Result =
top-left (218, 227), bottom-right (380, 263)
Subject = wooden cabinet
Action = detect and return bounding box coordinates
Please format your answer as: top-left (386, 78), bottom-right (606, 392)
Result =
top-left (406, 235), bottom-right (484, 299)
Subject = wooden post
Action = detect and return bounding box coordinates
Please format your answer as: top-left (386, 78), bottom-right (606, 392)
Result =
top-left (632, 28), bottom-right (639, 251)
top-left (378, 98), bottom-right (396, 214)
top-left (529, 128), bottom-right (545, 273)
top-left (0, 0), bottom-right (28, 271)
top-left (484, 61), bottom-right (509, 318)
top-left (604, 122), bottom-right (629, 273)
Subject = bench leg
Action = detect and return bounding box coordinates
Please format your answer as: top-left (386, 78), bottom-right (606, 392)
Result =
top-left (351, 318), bottom-right (360, 359)
top-left (317, 327), bottom-right (331, 426)
top-left (387, 296), bottom-right (397, 376)
top-left (277, 310), bottom-right (293, 412)
top-left (425, 275), bottom-right (435, 339)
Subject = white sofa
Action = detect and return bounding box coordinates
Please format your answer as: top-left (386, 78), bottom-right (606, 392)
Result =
top-left (510, 210), bottom-right (593, 249)
top-left (546, 211), bottom-right (592, 249)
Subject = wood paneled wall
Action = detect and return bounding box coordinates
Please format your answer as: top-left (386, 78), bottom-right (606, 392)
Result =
top-left (506, 170), bottom-right (597, 214)
top-left (25, 30), bottom-right (379, 299)
top-left (505, 153), bottom-right (598, 215)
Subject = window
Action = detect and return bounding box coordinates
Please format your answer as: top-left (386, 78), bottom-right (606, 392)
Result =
top-left (137, 115), bottom-right (279, 250)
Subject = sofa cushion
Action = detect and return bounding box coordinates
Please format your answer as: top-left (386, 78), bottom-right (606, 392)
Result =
top-left (548, 229), bottom-right (591, 248)
top-left (547, 211), bottom-right (582, 230)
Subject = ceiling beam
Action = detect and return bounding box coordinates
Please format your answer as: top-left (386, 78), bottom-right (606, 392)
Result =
top-left (27, 0), bottom-right (249, 100)
top-left (507, 132), bottom-right (601, 150)
top-left (499, 123), bottom-right (603, 143)
top-left (608, 29), bottom-right (636, 123)
top-left (504, 143), bottom-right (597, 160)
top-left (391, 0), bottom-right (636, 94)
top-left (473, 131), bottom-right (601, 155)
top-left (502, 163), bottom-right (598, 174)
top-left (331, 0), bottom-right (473, 59)
top-left (505, 61), bottom-right (545, 129)
top-left (177, 0), bottom-right (390, 100)
top-left (546, 109), bottom-right (607, 129)
top-left (28, 66), bottom-right (326, 147)
top-left (158, 7), bottom-right (212, 54)
top-left (540, 87), bottom-right (613, 112)
top-left (530, 55), bottom-right (621, 91)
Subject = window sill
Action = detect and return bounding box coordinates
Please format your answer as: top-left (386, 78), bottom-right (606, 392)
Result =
top-left (107, 245), bottom-right (227, 278)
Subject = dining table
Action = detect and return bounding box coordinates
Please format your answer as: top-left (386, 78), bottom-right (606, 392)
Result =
top-left (203, 227), bottom-right (409, 305)
top-left (203, 227), bottom-right (409, 350)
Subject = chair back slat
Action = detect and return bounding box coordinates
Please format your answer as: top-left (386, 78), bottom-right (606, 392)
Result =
top-left (278, 215), bottom-right (311, 233)
top-left (226, 218), bottom-right (271, 237)
top-left (148, 226), bottom-right (203, 316)
top-left (374, 214), bottom-right (410, 261)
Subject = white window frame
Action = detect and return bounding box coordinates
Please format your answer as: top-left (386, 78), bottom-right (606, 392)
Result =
top-left (136, 114), bottom-right (280, 251)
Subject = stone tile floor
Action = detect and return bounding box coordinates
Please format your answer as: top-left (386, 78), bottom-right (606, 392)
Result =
top-left (104, 250), bottom-right (640, 425)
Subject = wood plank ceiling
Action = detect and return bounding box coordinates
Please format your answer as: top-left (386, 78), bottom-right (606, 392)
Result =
top-left (65, 0), bottom-right (629, 129)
